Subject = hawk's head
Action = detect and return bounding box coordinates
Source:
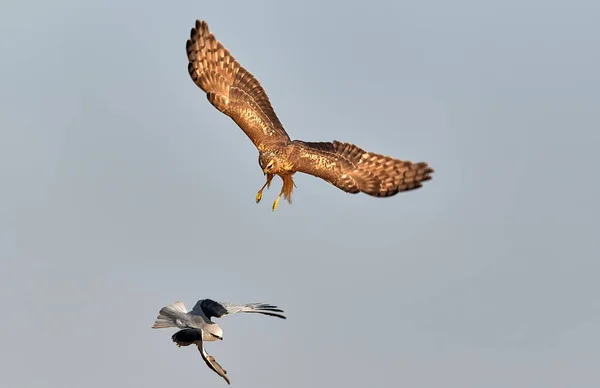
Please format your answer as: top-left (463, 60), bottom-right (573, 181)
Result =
top-left (258, 152), bottom-right (279, 175)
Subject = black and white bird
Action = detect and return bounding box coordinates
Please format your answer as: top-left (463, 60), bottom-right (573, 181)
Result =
top-left (152, 298), bottom-right (286, 384)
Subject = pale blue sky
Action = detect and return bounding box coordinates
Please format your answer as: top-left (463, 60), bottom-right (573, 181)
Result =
top-left (1, 1), bottom-right (599, 387)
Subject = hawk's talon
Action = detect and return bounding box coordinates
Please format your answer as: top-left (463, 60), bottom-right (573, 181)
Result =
top-left (272, 196), bottom-right (281, 211)
top-left (256, 174), bottom-right (273, 205)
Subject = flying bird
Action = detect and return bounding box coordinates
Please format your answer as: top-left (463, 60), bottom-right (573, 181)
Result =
top-left (152, 299), bottom-right (286, 384)
top-left (187, 20), bottom-right (434, 211)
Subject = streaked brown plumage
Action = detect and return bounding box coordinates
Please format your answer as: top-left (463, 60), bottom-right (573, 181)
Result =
top-left (186, 20), bottom-right (434, 211)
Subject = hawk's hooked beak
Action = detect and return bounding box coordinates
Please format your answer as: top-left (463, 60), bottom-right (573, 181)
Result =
top-left (263, 168), bottom-right (267, 175)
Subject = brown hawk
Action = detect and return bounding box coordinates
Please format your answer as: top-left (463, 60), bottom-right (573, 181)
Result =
top-left (186, 20), bottom-right (434, 211)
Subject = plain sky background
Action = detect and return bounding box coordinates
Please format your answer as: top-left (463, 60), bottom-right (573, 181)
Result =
top-left (1, 1), bottom-right (599, 387)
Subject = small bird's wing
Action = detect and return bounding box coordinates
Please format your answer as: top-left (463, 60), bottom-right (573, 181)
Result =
top-left (186, 20), bottom-right (291, 151)
top-left (192, 299), bottom-right (286, 320)
top-left (171, 329), bottom-right (230, 384)
top-left (290, 140), bottom-right (434, 197)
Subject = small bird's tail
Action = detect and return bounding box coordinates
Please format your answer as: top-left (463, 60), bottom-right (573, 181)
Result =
top-left (151, 301), bottom-right (188, 329)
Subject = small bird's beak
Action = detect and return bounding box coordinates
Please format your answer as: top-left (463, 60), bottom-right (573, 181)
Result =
top-left (220, 337), bottom-right (223, 341)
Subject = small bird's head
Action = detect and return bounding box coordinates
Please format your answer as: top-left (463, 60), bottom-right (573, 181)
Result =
top-left (259, 152), bottom-right (278, 175)
top-left (207, 324), bottom-right (224, 341)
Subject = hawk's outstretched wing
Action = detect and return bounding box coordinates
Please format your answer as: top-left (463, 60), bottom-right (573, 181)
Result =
top-left (186, 20), bottom-right (291, 151)
top-left (290, 140), bottom-right (434, 197)
top-left (192, 299), bottom-right (286, 320)
top-left (171, 328), bottom-right (231, 385)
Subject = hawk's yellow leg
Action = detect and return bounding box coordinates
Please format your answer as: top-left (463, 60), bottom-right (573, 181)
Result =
top-left (272, 192), bottom-right (283, 211)
top-left (273, 175), bottom-right (295, 211)
top-left (256, 173), bottom-right (274, 204)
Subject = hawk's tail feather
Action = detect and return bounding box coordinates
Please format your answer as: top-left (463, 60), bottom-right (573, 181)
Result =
top-left (282, 175), bottom-right (294, 204)
top-left (151, 301), bottom-right (188, 329)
